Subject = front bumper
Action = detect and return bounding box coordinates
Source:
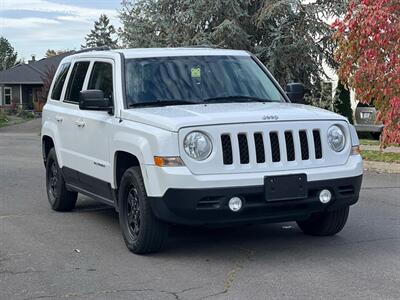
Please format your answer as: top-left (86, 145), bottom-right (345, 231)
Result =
top-left (148, 175), bottom-right (363, 225)
top-left (142, 155), bottom-right (363, 197)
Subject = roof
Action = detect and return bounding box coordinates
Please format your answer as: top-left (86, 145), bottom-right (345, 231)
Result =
top-left (116, 48), bottom-right (250, 59)
top-left (66, 47), bottom-right (250, 61)
top-left (0, 52), bottom-right (72, 85)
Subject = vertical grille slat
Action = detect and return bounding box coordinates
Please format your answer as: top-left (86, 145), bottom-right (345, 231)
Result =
top-left (269, 132), bottom-right (281, 162)
top-left (284, 131), bottom-right (295, 161)
top-left (313, 130), bottom-right (323, 159)
top-left (221, 127), bottom-right (323, 166)
top-left (221, 134), bottom-right (233, 165)
top-left (299, 130), bottom-right (309, 160)
top-left (254, 133), bottom-right (265, 163)
top-left (238, 134), bottom-right (249, 164)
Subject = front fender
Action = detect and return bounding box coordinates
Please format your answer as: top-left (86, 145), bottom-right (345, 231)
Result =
top-left (111, 127), bottom-right (180, 190)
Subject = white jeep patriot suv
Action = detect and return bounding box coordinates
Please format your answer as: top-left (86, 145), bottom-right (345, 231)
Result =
top-left (42, 48), bottom-right (363, 254)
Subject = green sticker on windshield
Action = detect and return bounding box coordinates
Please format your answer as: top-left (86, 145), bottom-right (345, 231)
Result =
top-left (191, 67), bottom-right (201, 78)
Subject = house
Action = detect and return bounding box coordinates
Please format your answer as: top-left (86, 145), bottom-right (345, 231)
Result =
top-left (0, 52), bottom-right (71, 110)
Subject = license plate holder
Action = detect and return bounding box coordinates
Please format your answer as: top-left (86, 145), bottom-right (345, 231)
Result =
top-left (361, 112), bottom-right (371, 119)
top-left (264, 174), bottom-right (308, 202)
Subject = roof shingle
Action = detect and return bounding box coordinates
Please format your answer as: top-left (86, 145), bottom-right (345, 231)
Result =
top-left (0, 52), bottom-right (71, 84)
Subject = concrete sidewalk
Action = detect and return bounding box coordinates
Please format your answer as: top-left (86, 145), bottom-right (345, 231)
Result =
top-left (360, 144), bottom-right (400, 173)
top-left (364, 161), bottom-right (400, 174)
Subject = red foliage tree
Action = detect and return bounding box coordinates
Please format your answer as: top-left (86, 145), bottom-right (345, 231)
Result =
top-left (332, 0), bottom-right (400, 145)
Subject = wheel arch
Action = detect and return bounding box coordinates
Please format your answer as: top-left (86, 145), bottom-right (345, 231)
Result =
top-left (41, 120), bottom-right (63, 167)
top-left (114, 151), bottom-right (142, 191)
top-left (42, 135), bottom-right (55, 166)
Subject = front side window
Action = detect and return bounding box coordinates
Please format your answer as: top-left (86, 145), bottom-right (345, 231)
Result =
top-left (4, 87), bottom-right (12, 105)
top-left (51, 63), bottom-right (70, 100)
top-left (64, 61), bottom-right (90, 103)
top-left (88, 62), bottom-right (113, 101)
top-left (125, 56), bottom-right (284, 107)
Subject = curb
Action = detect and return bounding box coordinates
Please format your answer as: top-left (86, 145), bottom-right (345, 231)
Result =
top-left (364, 161), bottom-right (400, 174)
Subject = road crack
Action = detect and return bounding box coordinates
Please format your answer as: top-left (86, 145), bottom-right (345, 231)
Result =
top-left (28, 285), bottom-right (206, 300)
top-left (199, 246), bottom-right (255, 299)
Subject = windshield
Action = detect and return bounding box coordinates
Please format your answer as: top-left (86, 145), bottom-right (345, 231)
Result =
top-left (125, 56), bottom-right (285, 107)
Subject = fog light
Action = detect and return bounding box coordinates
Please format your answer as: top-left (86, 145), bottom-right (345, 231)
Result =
top-left (228, 197), bottom-right (243, 212)
top-left (319, 189), bottom-right (332, 204)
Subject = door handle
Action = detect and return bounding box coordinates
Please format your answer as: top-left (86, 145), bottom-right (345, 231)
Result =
top-left (75, 120), bottom-right (86, 127)
top-left (55, 115), bottom-right (63, 122)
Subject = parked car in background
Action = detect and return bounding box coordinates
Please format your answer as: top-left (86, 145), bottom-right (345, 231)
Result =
top-left (354, 101), bottom-right (384, 139)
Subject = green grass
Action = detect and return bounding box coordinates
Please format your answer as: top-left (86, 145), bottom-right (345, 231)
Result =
top-left (360, 139), bottom-right (380, 146)
top-left (362, 150), bottom-right (400, 163)
top-left (0, 113), bottom-right (9, 128)
top-left (360, 138), bottom-right (399, 147)
top-left (0, 113), bottom-right (32, 128)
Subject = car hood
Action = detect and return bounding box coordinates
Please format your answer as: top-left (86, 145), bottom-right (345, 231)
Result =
top-left (121, 102), bottom-right (347, 132)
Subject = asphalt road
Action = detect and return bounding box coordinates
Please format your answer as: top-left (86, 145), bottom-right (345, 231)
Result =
top-left (1, 120), bottom-right (399, 300)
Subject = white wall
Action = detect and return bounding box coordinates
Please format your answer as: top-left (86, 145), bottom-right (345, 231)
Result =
top-left (323, 62), bottom-right (358, 110)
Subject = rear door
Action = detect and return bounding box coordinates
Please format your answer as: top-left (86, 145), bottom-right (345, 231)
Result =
top-left (59, 60), bottom-right (90, 185)
top-left (73, 59), bottom-right (117, 200)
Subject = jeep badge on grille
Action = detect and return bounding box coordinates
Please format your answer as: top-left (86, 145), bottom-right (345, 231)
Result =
top-left (262, 115), bottom-right (279, 121)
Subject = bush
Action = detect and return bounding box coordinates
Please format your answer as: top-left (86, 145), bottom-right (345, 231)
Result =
top-left (0, 112), bottom-right (9, 124)
top-left (17, 110), bottom-right (35, 119)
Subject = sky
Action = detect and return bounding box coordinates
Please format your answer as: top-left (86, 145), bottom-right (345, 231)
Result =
top-left (0, 0), bottom-right (122, 61)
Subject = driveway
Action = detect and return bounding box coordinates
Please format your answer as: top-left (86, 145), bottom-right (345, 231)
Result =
top-left (0, 124), bottom-right (399, 300)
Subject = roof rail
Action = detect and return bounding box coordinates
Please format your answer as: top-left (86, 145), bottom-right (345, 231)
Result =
top-left (73, 46), bottom-right (111, 54)
top-left (189, 44), bottom-right (223, 49)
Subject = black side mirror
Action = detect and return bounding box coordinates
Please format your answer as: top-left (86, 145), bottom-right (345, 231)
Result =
top-left (286, 83), bottom-right (305, 104)
top-left (79, 90), bottom-right (112, 113)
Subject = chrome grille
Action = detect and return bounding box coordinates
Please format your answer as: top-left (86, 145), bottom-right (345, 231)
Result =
top-left (221, 129), bottom-right (323, 165)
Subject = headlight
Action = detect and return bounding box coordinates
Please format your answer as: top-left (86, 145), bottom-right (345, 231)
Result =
top-left (183, 131), bottom-right (212, 160)
top-left (327, 125), bottom-right (346, 152)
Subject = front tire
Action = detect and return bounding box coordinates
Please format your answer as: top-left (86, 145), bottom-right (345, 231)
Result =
top-left (46, 148), bottom-right (77, 211)
top-left (118, 167), bottom-right (168, 254)
top-left (297, 206), bottom-right (350, 236)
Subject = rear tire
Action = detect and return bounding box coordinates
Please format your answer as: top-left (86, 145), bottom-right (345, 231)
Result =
top-left (297, 206), bottom-right (349, 236)
top-left (46, 148), bottom-right (77, 211)
top-left (118, 167), bottom-right (168, 254)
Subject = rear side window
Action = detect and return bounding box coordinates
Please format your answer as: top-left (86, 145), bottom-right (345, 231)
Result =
top-left (51, 63), bottom-right (70, 100)
top-left (88, 62), bottom-right (113, 101)
top-left (64, 61), bottom-right (90, 103)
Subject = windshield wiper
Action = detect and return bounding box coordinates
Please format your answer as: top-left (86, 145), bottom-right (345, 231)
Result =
top-left (202, 96), bottom-right (275, 103)
top-left (128, 99), bottom-right (200, 108)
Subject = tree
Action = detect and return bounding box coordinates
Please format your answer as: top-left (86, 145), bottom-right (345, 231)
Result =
top-left (0, 37), bottom-right (18, 71)
top-left (119, 0), bottom-right (347, 93)
top-left (334, 81), bottom-right (353, 124)
top-left (45, 49), bottom-right (70, 57)
top-left (82, 14), bottom-right (118, 49)
top-left (41, 65), bottom-right (57, 101)
top-left (332, 0), bottom-right (400, 145)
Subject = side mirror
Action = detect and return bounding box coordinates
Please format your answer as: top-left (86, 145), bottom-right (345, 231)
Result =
top-left (286, 83), bottom-right (305, 104)
top-left (79, 90), bottom-right (112, 112)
